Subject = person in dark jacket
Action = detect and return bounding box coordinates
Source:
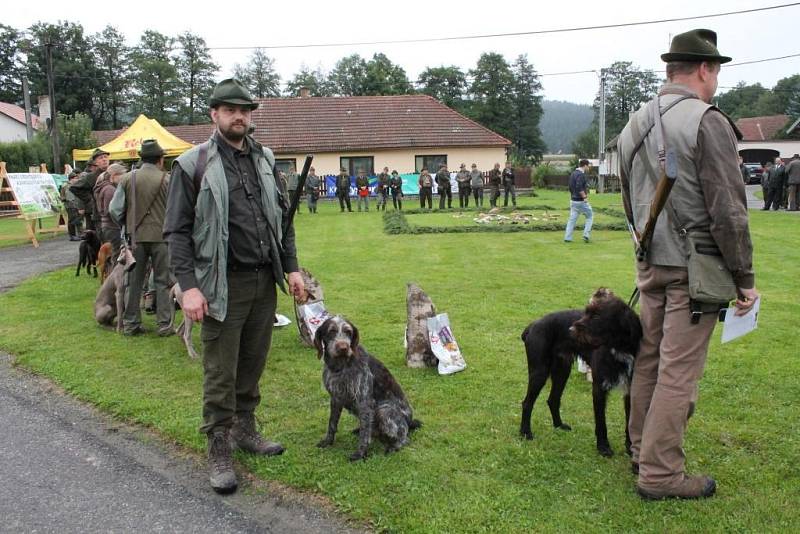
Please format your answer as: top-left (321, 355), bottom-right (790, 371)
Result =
top-left (435, 164), bottom-right (452, 209)
top-left (162, 79), bottom-right (304, 495)
top-left (70, 148), bottom-right (110, 231)
top-left (376, 166), bottom-right (390, 211)
top-left (563, 159), bottom-right (593, 243)
top-left (336, 168), bottom-right (352, 212)
top-left (389, 170), bottom-right (403, 210)
top-left (502, 161), bottom-right (517, 207)
top-left (418, 168), bottom-right (433, 209)
top-left (764, 157), bottom-right (786, 210)
top-left (488, 163), bottom-right (501, 207)
top-left (355, 169), bottom-right (370, 212)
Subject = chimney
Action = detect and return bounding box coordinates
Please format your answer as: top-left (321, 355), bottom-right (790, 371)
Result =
top-left (299, 86), bottom-right (310, 98)
top-left (38, 95), bottom-right (51, 122)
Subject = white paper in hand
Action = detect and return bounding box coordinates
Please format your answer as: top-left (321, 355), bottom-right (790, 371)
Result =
top-left (721, 298), bottom-right (760, 344)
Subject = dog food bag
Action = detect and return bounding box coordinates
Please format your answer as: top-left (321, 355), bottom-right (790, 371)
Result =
top-left (427, 313), bottom-right (467, 375)
top-left (406, 283), bottom-right (438, 368)
top-left (297, 301), bottom-right (331, 344)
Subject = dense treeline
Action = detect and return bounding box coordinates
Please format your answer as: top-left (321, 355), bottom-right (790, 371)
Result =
top-left (0, 22), bottom-right (545, 162)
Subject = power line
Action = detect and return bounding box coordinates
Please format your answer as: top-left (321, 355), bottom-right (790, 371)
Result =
top-left (204, 2), bottom-right (800, 50)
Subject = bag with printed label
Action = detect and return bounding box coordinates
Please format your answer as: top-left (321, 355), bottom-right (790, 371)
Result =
top-left (426, 313), bottom-right (466, 375)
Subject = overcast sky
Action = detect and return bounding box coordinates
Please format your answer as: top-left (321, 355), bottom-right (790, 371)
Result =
top-left (5, 0), bottom-right (799, 104)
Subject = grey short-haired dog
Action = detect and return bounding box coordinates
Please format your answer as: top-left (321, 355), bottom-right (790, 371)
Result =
top-left (314, 316), bottom-right (421, 461)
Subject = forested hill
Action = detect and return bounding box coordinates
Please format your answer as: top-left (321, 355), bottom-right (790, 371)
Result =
top-left (540, 100), bottom-right (594, 154)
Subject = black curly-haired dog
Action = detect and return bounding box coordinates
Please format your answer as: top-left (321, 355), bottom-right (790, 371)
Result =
top-left (76, 229), bottom-right (101, 277)
top-left (520, 288), bottom-right (642, 457)
top-left (314, 315), bottom-right (421, 461)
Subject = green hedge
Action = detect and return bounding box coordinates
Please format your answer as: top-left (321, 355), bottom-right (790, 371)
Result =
top-left (0, 137), bottom-right (52, 172)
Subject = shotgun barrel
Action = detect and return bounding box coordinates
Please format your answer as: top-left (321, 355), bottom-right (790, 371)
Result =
top-left (283, 155), bottom-right (313, 239)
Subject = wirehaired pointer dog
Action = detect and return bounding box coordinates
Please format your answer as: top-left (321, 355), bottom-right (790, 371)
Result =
top-left (76, 229), bottom-right (101, 277)
top-left (314, 316), bottom-right (421, 461)
top-left (520, 288), bottom-right (642, 457)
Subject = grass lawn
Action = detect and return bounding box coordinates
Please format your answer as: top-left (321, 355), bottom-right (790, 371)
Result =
top-left (0, 215), bottom-right (65, 248)
top-left (1, 189), bottom-right (798, 532)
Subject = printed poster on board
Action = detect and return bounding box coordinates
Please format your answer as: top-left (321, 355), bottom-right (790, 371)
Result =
top-left (5, 173), bottom-right (63, 220)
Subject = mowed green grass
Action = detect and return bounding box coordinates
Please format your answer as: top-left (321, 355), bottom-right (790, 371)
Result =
top-left (0, 215), bottom-right (64, 248)
top-left (1, 189), bottom-right (798, 532)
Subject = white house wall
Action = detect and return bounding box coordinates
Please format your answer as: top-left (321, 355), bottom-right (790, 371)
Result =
top-left (275, 146), bottom-right (508, 175)
top-left (0, 114), bottom-right (29, 143)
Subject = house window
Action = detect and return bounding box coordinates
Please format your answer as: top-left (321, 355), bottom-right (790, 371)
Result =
top-left (275, 158), bottom-right (297, 176)
top-left (340, 156), bottom-right (374, 176)
top-left (415, 155), bottom-right (447, 173)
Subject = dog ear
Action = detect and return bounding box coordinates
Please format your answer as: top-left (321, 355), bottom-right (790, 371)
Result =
top-left (313, 319), bottom-right (329, 359)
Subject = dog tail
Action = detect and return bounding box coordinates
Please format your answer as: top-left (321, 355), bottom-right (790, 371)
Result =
top-left (409, 419), bottom-right (423, 431)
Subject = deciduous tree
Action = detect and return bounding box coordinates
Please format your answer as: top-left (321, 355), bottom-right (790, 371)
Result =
top-left (176, 32), bottom-right (219, 124)
top-left (233, 48), bottom-right (281, 99)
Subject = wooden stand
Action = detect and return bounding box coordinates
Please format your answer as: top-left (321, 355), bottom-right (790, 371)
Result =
top-left (0, 161), bottom-right (65, 247)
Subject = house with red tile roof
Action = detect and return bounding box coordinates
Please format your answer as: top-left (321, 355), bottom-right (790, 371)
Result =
top-left (92, 94), bottom-right (511, 175)
top-left (0, 102), bottom-right (40, 143)
top-left (735, 114), bottom-right (800, 164)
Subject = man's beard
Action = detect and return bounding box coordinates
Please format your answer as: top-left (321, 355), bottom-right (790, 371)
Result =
top-left (219, 121), bottom-right (248, 143)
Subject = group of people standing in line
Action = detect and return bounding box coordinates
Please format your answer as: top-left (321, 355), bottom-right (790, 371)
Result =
top-left (757, 154), bottom-right (800, 211)
top-left (60, 140), bottom-right (174, 336)
top-left (419, 161), bottom-right (517, 210)
top-left (277, 161), bottom-right (522, 214)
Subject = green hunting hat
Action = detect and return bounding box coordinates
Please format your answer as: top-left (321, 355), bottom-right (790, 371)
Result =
top-left (661, 29), bottom-right (732, 64)
top-left (88, 147), bottom-right (110, 163)
top-left (208, 78), bottom-right (259, 110)
top-left (139, 139), bottom-right (165, 159)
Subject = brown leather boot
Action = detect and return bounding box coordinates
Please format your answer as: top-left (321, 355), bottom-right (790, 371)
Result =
top-left (637, 475), bottom-right (716, 500)
top-left (231, 415), bottom-right (285, 456)
top-left (207, 427), bottom-right (237, 494)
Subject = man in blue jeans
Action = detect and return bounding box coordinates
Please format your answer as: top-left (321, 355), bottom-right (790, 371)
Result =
top-left (564, 159), bottom-right (593, 243)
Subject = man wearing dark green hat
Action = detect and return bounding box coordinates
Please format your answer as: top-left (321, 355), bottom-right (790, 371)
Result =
top-left (110, 139), bottom-right (171, 336)
top-left (71, 147), bottom-right (110, 231)
top-left (618, 29), bottom-right (758, 500)
top-left (164, 78), bottom-right (305, 495)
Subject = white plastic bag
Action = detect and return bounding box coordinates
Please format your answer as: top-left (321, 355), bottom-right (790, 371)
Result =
top-left (426, 313), bottom-right (466, 375)
top-left (297, 301), bottom-right (331, 340)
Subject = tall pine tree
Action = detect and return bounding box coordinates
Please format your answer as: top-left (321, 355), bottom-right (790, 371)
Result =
top-left (129, 30), bottom-right (181, 125)
top-left (176, 32), bottom-right (219, 124)
top-left (510, 54), bottom-right (546, 162)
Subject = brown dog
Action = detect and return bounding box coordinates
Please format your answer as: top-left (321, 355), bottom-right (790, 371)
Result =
top-left (94, 245), bottom-right (136, 332)
top-left (167, 282), bottom-right (199, 359)
top-left (96, 242), bottom-right (113, 283)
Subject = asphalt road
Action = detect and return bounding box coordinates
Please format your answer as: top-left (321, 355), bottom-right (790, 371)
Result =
top-left (0, 236), bottom-right (360, 534)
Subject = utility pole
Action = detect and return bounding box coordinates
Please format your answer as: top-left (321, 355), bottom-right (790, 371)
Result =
top-left (597, 69), bottom-right (607, 192)
top-left (45, 40), bottom-right (61, 173)
top-left (22, 78), bottom-right (34, 141)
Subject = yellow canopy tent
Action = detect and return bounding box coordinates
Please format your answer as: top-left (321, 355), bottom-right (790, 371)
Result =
top-left (72, 114), bottom-right (194, 162)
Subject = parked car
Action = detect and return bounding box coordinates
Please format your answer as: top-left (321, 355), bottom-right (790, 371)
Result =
top-left (744, 163), bottom-right (764, 185)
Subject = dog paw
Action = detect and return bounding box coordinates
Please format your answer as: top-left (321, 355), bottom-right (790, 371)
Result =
top-left (316, 438), bottom-right (333, 448)
top-left (520, 431), bottom-right (534, 440)
top-left (597, 444), bottom-right (614, 457)
top-left (349, 450), bottom-right (367, 462)
top-left (556, 423), bottom-right (572, 431)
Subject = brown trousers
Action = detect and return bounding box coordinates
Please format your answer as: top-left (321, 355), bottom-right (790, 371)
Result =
top-left (629, 263), bottom-right (717, 490)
